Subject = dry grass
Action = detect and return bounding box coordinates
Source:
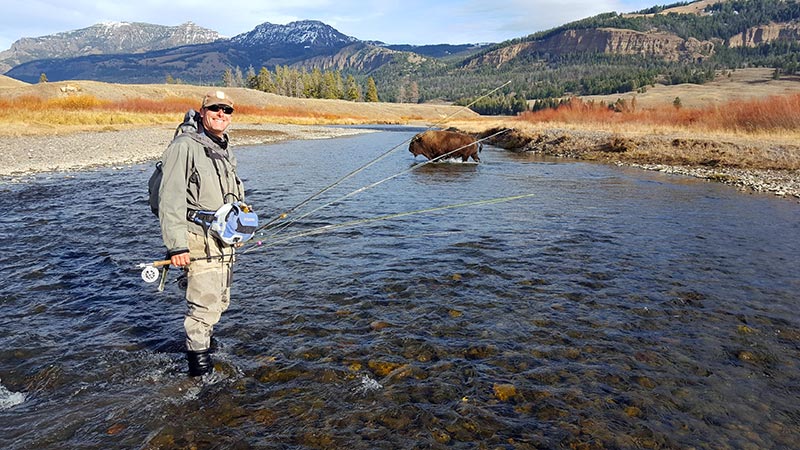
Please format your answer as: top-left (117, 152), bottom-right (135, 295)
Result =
top-left (582, 68), bottom-right (800, 109)
top-left (446, 91), bottom-right (800, 170)
top-left (0, 80), bottom-right (473, 137)
top-left (519, 93), bottom-right (800, 133)
top-left (0, 93), bottom-right (372, 127)
top-left (1, 74), bottom-right (798, 170)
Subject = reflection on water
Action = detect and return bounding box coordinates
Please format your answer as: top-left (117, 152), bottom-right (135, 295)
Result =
top-left (1, 127), bottom-right (799, 449)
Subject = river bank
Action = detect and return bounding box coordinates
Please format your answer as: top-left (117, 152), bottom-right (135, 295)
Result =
top-left (0, 123), bottom-right (374, 178)
top-left (452, 121), bottom-right (800, 201)
top-left (1, 121), bottom-right (798, 202)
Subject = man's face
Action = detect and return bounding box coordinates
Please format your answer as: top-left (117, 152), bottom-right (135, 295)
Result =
top-left (200, 105), bottom-right (232, 138)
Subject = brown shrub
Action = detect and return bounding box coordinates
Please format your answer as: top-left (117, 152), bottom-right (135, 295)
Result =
top-left (519, 94), bottom-right (800, 133)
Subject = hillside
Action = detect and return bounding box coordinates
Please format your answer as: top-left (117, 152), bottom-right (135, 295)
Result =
top-left (580, 67), bottom-right (800, 109)
top-left (0, 79), bottom-right (477, 135)
top-left (422, 0), bottom-right (800, 109)
top-left (0, 74), bottom-right (28, 88)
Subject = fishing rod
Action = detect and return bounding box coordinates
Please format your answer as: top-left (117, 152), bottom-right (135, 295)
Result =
top-left (141, 81), bottom-right (515, 287)
top-left (244, 193), bottom-right (536, 252)
top-left (252, 128), bottom-right (511, 243)
top-left (138, 193), bottom-right (535, 285)
top-left (252, 80), bottom-right (512, 234)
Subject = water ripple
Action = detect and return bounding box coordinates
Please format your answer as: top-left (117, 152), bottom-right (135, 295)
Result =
top-left (0, 129), bottom-right (799, 449)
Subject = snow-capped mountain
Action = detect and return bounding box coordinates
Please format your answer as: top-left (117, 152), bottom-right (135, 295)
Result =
top-left (231, 20), bottom-right (359, 48)
top-left (0, 21), bottom-right (221, 73)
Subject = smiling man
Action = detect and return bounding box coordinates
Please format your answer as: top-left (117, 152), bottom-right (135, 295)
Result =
top-left (157, 90), bottom-right (246, 377)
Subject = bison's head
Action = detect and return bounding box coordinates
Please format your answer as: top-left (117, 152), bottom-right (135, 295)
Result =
top-left (409, 135), bottom-right (427, 158)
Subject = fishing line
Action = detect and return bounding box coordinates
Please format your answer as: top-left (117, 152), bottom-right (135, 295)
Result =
top-left (141, 81), bottom-right (515, 284)
top-left (244, 193), bottom-right (536, 252)
top-left (140, 193), bottom-right (534, 269)
top-left (252, 128), bottom-right (511, 244)
top-left (253, 80), bottom-right (512, 234)
top-left (140, 193), bottom-right (535, 284)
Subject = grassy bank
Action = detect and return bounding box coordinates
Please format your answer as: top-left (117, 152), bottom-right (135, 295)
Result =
top-left (0, 93), bottom-right (378, 134)
top-left (1, 86), bottom-right (799, 173)
top-left (446, 93), bottom-right (800, 172)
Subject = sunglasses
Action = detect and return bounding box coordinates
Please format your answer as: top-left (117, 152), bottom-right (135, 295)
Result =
top-left (206, 104), bottom-right (234, 114)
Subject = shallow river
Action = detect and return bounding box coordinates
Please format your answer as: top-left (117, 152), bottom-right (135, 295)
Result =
top-left (1, 126), bottom-right (799, 449)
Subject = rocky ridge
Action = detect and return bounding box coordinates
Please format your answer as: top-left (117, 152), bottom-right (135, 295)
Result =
top-left (0, 22), bottom-right (221, 73)
top-left (728, 21), bottom-right (800, 47)
top-left (231, 20), bottom-right (358, 48)
top-left (466, 27), bottom-right (717, 69)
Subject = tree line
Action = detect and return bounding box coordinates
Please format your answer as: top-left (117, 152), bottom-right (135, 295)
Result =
top-left (373, 0), bottom-right (798, 113)
top-left (187, 0), bottom-right (797, 116)
top-left (218, 65), bottom-right (380, 102)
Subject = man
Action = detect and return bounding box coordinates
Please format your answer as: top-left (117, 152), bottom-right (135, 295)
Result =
top-left (158, 90), bottom-right (244, 376)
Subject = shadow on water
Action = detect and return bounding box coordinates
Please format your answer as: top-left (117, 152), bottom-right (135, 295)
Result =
top-left (1, 129), bottom-right (800, 449)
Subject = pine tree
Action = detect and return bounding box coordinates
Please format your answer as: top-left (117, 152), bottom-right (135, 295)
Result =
top-left (273, 66), bottom-right (285, 96)
top-left (245, 65), bottom-right (257, 89)
top-left (233, 66), bottom-right (245, 88)
top-left (222, 68), bottom-right (234, 87)
top-left (305, 68), bottom-right (323, 98)
top-left (365, 77), bottom-right (379, 102)
top-left (345, 74), bottom-right (361, 101)
top-left (407, 81), bottom-right (420, 104)
top-left (322, 72), bottom-right (338, 99)
top-left (255, 67), bottom-right (275, 93)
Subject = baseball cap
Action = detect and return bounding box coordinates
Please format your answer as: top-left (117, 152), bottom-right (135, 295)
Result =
top-left (201, 90), bottom-right (234, 108)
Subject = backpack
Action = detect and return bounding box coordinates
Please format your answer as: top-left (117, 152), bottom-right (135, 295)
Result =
top-left (147, 161), bottom-right (163, 216)
top-left (148, 109), bottom-right (200, 217)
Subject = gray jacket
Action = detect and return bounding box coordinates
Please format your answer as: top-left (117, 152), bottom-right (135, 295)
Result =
top-left (158, 112), bottom-right (245, 254)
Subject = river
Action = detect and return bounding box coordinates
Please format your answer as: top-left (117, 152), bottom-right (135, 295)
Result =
top-left (1, 126), bottom-right (799, 449)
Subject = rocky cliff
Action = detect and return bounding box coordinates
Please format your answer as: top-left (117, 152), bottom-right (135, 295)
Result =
top-left (466, 27), bottom-right (716, 69)
top-left (728, 21), bottom-right (800, 47)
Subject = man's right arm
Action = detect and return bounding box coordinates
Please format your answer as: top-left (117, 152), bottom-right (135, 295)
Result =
top-left (158, 139), bottom-right (191, 261)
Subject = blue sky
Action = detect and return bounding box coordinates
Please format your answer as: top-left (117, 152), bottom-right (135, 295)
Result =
top-left (1, 0), bottom-right (657, 51)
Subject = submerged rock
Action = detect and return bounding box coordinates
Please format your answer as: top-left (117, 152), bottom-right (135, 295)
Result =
top-left (493, 383), bottom-right (517, 402)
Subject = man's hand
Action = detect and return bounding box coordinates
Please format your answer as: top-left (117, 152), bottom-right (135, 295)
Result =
top-left (171, 252), bottom-right (191, 267)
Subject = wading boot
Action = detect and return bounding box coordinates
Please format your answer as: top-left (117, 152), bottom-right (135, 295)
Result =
top-left (209, 335), bottom-right (219, 353)
top-left (187, 349), bottom-right (213, 377)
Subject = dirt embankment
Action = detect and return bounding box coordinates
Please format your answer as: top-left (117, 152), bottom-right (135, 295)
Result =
top-left (454, 123), bottom-right (800, 200)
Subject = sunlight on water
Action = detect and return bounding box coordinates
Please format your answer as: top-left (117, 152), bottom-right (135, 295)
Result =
top-left (352, 375), bottom-right (383, 395)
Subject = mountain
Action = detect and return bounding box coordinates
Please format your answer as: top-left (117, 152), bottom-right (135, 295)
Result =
top-left (231, 20), bottom-right (358, 48)
top-left (382, 44), bottom-right (489, 60)
top-left (0, 21), bottom-right (221, 73)
top-left (438, 0), bottom-right (800, 108)
top-left (461, 0), bottom-right (800, 68)
top-left (2, 0), bottom-right (799, 107)
top-left (3, 20), bottom-right (380, 84)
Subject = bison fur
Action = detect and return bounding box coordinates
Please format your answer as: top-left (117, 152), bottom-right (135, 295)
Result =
top-left (409, 130), bottom-right (481, 163)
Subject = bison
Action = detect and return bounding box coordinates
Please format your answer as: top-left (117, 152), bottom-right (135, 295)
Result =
top-left (409, 130), bottom-right (482, 163)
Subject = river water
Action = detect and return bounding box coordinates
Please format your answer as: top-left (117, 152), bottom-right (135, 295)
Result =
top-left (1, 126), bottom-right (799, 449)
